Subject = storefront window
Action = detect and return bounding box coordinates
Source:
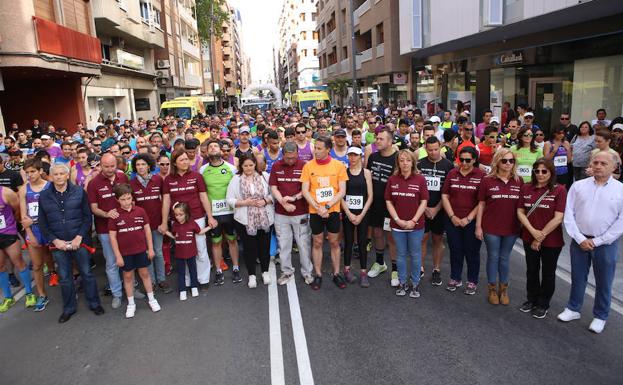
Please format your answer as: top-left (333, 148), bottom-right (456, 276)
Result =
top-left (447, 72), bottom-right (473, 116)
top-left (416, 65), bottom-right (439, 116)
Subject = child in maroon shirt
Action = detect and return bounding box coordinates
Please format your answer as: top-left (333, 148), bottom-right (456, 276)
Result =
top-left (165, 202), bottom-right (211, 301)
top-left (109, 184), bottom-right (161, 319)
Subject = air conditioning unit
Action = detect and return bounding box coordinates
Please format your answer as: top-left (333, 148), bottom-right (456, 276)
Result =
top-left (156, 69), bottom-right (170, 78)
top-left (157, 59), bottom-right (171, 69)
top-left (159, 78), bottom-right (169, 86)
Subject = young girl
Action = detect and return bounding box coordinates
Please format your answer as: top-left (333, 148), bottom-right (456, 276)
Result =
top-left (109, 183), bottom-right (161, 318)
top-left (166, 202), bottom-right (211, 300)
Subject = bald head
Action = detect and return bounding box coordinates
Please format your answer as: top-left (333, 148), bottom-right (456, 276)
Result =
top-left (100, 153), bottom-right (117, 178)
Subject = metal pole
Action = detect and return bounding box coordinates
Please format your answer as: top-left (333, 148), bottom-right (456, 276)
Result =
top-left (349, 0), bottom-right (358, 108)
top-left (286, 42), bottom-right (292, 105)
top-left (208, 0), bottom-right (218, 113)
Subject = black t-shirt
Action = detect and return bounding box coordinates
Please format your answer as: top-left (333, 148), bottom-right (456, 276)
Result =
top-left (393, 134), bottom-right (409, 150)
top-left (0, 168), bottom-right (23, 191)
top-left (18, 141), bottom-right (32, 149)
top-left (367, 150), bottom-right (397, 205)
top-left (417, 157), bottom-right (454, 207)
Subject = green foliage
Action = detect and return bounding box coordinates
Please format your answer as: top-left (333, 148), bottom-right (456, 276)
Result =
top-left (327, 78), bottom-right (352, 103)
top-left (196, 0), bottom-right (230, 44)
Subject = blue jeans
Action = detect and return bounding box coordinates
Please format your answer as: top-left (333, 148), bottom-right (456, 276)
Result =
top-left (567, 240), bottom-right (619, 320)
top-left (392, 229), bottom-right (424, 285)
top-left (445, 219), bottom-right (482, 284)
top-left (98, 233), bottom-right (123, 298)
top-left (484, 233), bottom-right (518, 284)
top-left (148, 230), bottom-right (166, 284)
top-left (53, 248), bottom-right (101, 314)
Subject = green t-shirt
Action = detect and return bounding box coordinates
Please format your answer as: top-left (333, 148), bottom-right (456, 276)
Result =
top-left (511, 145), bottom-right (543, 182)
top-left (199, 161), bottom-right (236, 216)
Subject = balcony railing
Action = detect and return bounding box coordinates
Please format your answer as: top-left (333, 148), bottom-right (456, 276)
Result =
top-left (376, 43), bottom-right (384, 58)
top-left (340, 59), bottom-right (349, 74)
top-left (327, 29), bottom-right (336, 44)
top-left (184, 72), bottom-right (202, 88)
top-left (328, 63), bottom-right (337, 74)
top-left (353, 0), bottom-right (371, 26)
top-left (179, 6), bottom-right (197, 30)
top-left (181, 38), bottom-right (201, 59)
top-left (33, 17), bottom-right (102, 64)
top-left (355, 47), bottom-right (372, 70)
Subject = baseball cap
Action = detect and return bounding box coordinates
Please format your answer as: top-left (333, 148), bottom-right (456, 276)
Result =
top-left (302, 112), bottom-right (310, 118)
top-left (333, 129), bottom-right (347, 137)
top-left (524, 112), bottom-right (534, 117)
top-left (347, 146), bottom-right (363, 156)
top-left (240, 126), bottom-right (250, 134)
top-left (176, 122), bottom-right (185, 128)
top-left (490, 116), bottom-right (500, 124)
top-left (612, 123), bottom-right (623, 132)
top-left (429, 116), bottom-right (441, 123)
top-left (41, 134), bottom-right (51, 140)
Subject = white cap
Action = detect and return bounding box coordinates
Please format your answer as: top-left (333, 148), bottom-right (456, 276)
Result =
top-left (429, 116), bottom-right (441, 123)
top-left (490, 116), bottom-right (500, 124)
top-left (41, 134), bottom-right (51, 140)
top-left (612, 123), bottom-right (623, 131)
top-left (240, 126), bottom-right (250, 134)
top-left (524, 112), bottom-right (534, 117)
top-left (346, 146), bottom-right (363, 156)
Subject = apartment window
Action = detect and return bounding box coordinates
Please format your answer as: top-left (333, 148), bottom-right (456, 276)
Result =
top-left (483, 0), bottom-right (503, 26)
top-left (101, 44), bottom-right (111, 61)
top-left (313, 49), bottom-right (317, 56)
top-left (376, 23), bottom-right (384, 44)
top-left (152, 8), bottom-right (161, 27)
top-left (342, 46), bottom-right (348, 59)
top-left (341, 9), bottom-right (346, 25)
top-left (301, 31), bottom-right (307, 40)
top-left (311, 12), bottom-right (317, 21)
top-left (503, 0), bottom-right (523, 24)
top-left (412, 0), bottom-right (423, 49)
top-left (34, 0), bottom-right (55, 22)
top-left (62, 0), bottom-right (91, 34)
top-left (300, 13), bottom-right (306, 22)
top-left (301, 49), bottom-right (307, 57)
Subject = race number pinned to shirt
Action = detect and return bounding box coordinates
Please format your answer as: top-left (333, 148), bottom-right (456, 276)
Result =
top-left (517, 165), bottom-right (532, 177)
top-left (345, 195), bottom-right (363, 210)
top-left (554, 156), bottom-right (568, 167)
top-left (425, 176), bottom-right (441, 191)
top-left (28, 202), bottom-right (39, 218)
top-left (0, 215), bottom-right (6, 230)
top-left (315, 187), bottom-right (334, 203)
top-left (383, 217), bottom-right (391, 232)
top-left (211, 199), bottom-right (230, 214)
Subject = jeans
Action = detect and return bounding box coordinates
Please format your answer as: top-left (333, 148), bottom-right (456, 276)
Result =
top-left (236, 223), bottom-right (271, 276)
top-left (53, 248), bottom-right (101, 314)
top-left (274, 213), bottom-right (313, 277)
top-left (484, 233), bottom-right (518, 284)
top-left (567, 240), bottom-right (619, 320)
top-left (392, 229), bottom-right (424, 285)
top-left (445, 219), bottom-right (482, 284)
top-left (148, 230), bottom-right (166, 284)
top-left (176, 257), bottom-right (198, 292)
top-left (98, 233), bottom-right (123, 298)
top-left (523, 242), bottom-right (562, 309)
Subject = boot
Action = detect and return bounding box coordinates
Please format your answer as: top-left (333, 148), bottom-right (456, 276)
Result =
top-left (487, 283), bottom-right (499, 305)
top-left (499, 283), bottom-right (510, 305)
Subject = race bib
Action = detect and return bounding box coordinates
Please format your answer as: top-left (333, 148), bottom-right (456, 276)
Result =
top-left (315, 187), bottom-right (334, 203)
top-left (28, 202), bottom-right (39, 217)
top-left (0, 215), bottom-right (6, 230)
top-left (554, 156), bottom-right (567, 167)
top-left (425, 176), bottom-right (441, 191)
top-left (345, 195), bottom-right (363, 210)
top-left (383, 217), bottom-right (391, 232)
top-left (211, 199), bottom-right (230, 214)
top-left (482, 165), bottom-right (492, 174)
top-left (517, 165), bottom-right (532, 177)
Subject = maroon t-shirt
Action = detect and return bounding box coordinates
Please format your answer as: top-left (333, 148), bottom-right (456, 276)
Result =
top-left (268, 159), bottom-right (308, 216)
top-left (172, 220), bottom-right (200, 260)
top-left (87, 171), bottom-right (130, 234)
top-left (130, 174), bottom-right (163, 227)
top-left (384, 173), bottom-right (429, 231)
top-left (518, 183), bottom-right (567, 247)
top-left (108, 205), bottom-right (148, 256)
top-left (442, 167), bottom-right (485, 218)
top-left (163, 171), bottom-right (206, 220)
top-left (478, 175), bottom-right (523, 236)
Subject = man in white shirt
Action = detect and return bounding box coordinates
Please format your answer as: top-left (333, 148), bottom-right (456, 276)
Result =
top-left (558, 151), bottom-right (623, 333)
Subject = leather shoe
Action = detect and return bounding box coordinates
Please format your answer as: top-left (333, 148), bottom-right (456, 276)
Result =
top-left (58, 312), bottom-right (75, 323)
top-left (91, 306), bottom-right (105, 316)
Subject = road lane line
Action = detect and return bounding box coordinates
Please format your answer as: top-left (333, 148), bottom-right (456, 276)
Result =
top-left (286, 278), bottom-right (314, 385)
top-left (268, 262), bottom-right (285, 385)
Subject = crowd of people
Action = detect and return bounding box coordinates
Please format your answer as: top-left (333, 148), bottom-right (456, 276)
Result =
top-left (0, 103), bottom-right (621, 334)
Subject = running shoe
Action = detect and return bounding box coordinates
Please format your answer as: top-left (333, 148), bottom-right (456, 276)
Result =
top-left (367, 262), bottom-right (387, 278)
top-left (33, 296), bottom-right (49, 312)
top-left (248, 275), bottom-right (257, 289)
top-left (519, 301), bottom-right (535, 313)
top-left (303, 275), bottom-right (314, 285)
top-left (220, 260), bottom-right (229, 271)
top-left (360, 272), bottom-right (370, 288)
top-left (158, 282), bottom-right (173, 294)
top-left (333, 274), bottom-right (347, 289)
top-left (0, 298), bottom-right (16, 312)
top-left (395, 283), bottom-right (407, 296)
top-left (532, 307), bottom-right (548, 319)
top-left (343, 269), bottom-right (356, 284)
top-left (446, 279), bottom-right (462, 292)
top-left (25, 293), bottom-right (37, 308)
top-left (149, 299), bottom-right (161, 312)
top-left (390, 271), bottom-right (399, 287)
top-left (431, 270), bottom-right (442, 286)
top-left (311, 276), bottom-right (322, 290)
top-left (463, 282), bottom-right (477, 295)
top-left (277, 273), bottom-right (293, 286)
top-left (262, 272), bottom-right (271, 285)
top-left (125, 304), bottom-right (136, 318)
top-left (232, 269), bottom-right (243, 284)
top-left (179, 291), bottom-right (187, 301)
top-left (8, 273), bottom-right (20, 288)
top-left (409, 284), bottom-right (421, 298)
top-left (214, 271), bottom-right (225, 286)
top-left (191, 287), bottom-right (199, 297)
top-left (48, 272), bottom-right (59, 287)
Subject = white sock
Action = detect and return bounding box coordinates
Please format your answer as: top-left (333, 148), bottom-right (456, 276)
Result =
top-left (127, 296), bottom-right (135, 306)
top-left (233, 265), bottom-right (239, 271)
top-left (147, 292), bottom-right (155, 301)
top-left (216, 269), bottom-right (222, 273)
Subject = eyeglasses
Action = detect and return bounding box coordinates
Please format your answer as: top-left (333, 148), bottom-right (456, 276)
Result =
top-left (534, 169), bottom-right (549, 175)
top-left (525, 116), bottom-right (533, 119)
top-left (560, 117), bottom-right (570, 121)
top-left (459, 158), bottom-right (473, 163)
top-left (500, 158), bottom-right (516, 164)
top-left (158, 163), bottom-right (170, 166)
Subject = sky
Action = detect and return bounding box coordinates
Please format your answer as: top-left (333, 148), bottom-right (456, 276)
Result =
top-left (230, 0), bottom-right (282, 85)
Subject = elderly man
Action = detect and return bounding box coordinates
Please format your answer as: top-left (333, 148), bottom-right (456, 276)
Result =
top-left (39, 163), bottom-right (104, 323)
top-left (558, 151), bottom-right (623, 333)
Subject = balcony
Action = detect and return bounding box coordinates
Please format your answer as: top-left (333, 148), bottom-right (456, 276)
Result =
top-left (328, 63), bottom-right (337, 74)
top-left (319, 37), bottom-right (326, 51)
top-left (376, 43), bottom-right (384, 58)
top-left (223, 46), bottom-right (232, 56)
top-left (33, 17), bottom-right (102, 64)
top-left (355, 47), bottom-right (372, 70)
top-left (226, 87), bottom-right (237, 96)
top-left (181, 38), bottom-right (201, 59)
top-left (327, 29), bottom-right (336, 44)
top-left (353, 0), bottom-right (371, 26)
top-left (224, 73), bottom-right (234, 82)
top-left (340, 59), bottom-right (349, 74)
top-left (179, 6), bottom-right (197, 30)
top-left (320, 68), bottom-right (328, 80)
top-left (92, 0), bottom-right (164, 48)
top-left (184, 72), bottom-right (202, 88)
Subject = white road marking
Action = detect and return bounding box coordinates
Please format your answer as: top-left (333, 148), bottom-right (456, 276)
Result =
top-left (268, 262), bottom-right (285, 385)
top-left (286, 278), bottom-right (315, 385)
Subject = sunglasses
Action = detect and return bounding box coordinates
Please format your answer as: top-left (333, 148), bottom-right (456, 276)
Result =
top-left (534, 169), bottom-right (549, 175)
top-left (487, 135), bottom-right (497, 139)
top-left (93, 143), bottom-right (102, 146)
top-left (560, 117), bottom-right (570, 120)
top-left (523, 134), bottom-right (533, 137)
top-left (464, 128), bottom-right (473, 131)
top-left (122, 151), bottom-right (131, 155)
top-left (500, 158), bottom-right (516, 164)
top-left (459, 158), bottom-right (473, 163)
top-left (535, 133), bottom-right (544, 137)
top-left (158, 163), bottom-right (170, 166)
top-left (296, 131), bottom-right (306, 134)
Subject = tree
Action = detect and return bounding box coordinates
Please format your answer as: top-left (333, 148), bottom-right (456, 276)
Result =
top-left (214, 88), bottom-right (224, 112)
top-left (196, 0), bottom-right (230, 44)
top-left (327, 78), bottom-right (352, 106)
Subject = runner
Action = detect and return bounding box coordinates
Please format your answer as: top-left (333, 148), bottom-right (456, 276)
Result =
top-left (199, 139), bottom-right (241, 285)
top-left (294, 123), bottom-right (314, 162)
top-left (261, 130), bottom-right (282, 174)
top-left (235, 126), bottom-right (255, 159)
top-left (477, 126), bottom-right (500, 173)
top-left (543, 126), bottom-right (572, 185)
top-left (329, 129), bottom-right (349, 167)
top-left (301, 136), bottom-right (348, 290)
top-left (511, 127), bottom-right (543, 182)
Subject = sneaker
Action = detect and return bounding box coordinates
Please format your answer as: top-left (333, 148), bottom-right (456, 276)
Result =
top-left (532, 307), bottom-right (548, 319)
top-left (48, 272), bottom-right (59, 287)
top-left (220, 260), bottom-right (229, 271)
top-left (214, 271), bottom-right (225, 286)
top-left (34, 296), bottom-right (49, 312)
top-left (277, 273), bottom-right (293, 286)
top-left (262, 271), bottom-right (271, 285)
top-left (0, 298), bottom-right (16, 312)
top-left (303, 275), bottom-right (314, 285)
top-left (191, 287), bottom-right (199, 297)
top-left (248, 275), bottom-right (257, 289)
top-left (360, 272), bottom-right (370, 288)
top-left (367, 262), bottom-right (387, 278)
top-left (390, 271), bottom-right (399, 287)
top-left (232, 269), bottom-right (243, 284)
top-left (588, 318), bottom-right (606, 334)
top-left (148, 299), bottom-right (161, 312)
top-left (125, 304), bottom-right (136, 318)
top-left (343, 269), bottom-right (356, 284)
top-left (409, 284), bottom-right (421, 298)
top-left (333, 274), bottom-right (347, 289)
top-left (311, 276), bottom-right (322, 290)
top-left (179, 291), bottom-right (188, 301)
top-left (395, 283), bottom-right (407, 296)
top-left (519, 301), bottom-right (535, 313)
top-left (25, 293), bottom-right (37, 307)
top-left (557, 308), bottom-right (581, 322)
top-left (431, 270), bottom-right (442, 286)
top-left (111, 296), bottom-right (122, 309)
top-left (158, 282), bottom-right (173, 294)
top-left (463, 282), bottom-right (477, 295)
top-left (446, 279), bottom-right (462, 292)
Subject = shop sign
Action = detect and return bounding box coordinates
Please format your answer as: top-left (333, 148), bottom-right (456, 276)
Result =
top-left (495, 51), bottom-right (523, 66)
top-left (375, 75), bottom-right (391, 84)
top-left (393, 72), bottom-right (407, 85)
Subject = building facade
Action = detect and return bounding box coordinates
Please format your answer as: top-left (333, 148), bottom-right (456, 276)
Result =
top-left (400, 0), bottom-right (623, 134)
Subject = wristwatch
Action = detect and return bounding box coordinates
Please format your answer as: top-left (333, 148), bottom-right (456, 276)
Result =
top-left (324, 204), bottom-right (331, 210)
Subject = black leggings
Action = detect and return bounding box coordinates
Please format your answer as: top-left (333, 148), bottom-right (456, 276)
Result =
top-left (342, 215), bottom-right (368, 269)
top-left (236, 223), bottom-right (271, 276)
top-left (523, 241), bottom-right (562, 309)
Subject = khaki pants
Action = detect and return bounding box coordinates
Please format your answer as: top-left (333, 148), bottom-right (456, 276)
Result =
top-left (274, 213), bottom-right (313, 277)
